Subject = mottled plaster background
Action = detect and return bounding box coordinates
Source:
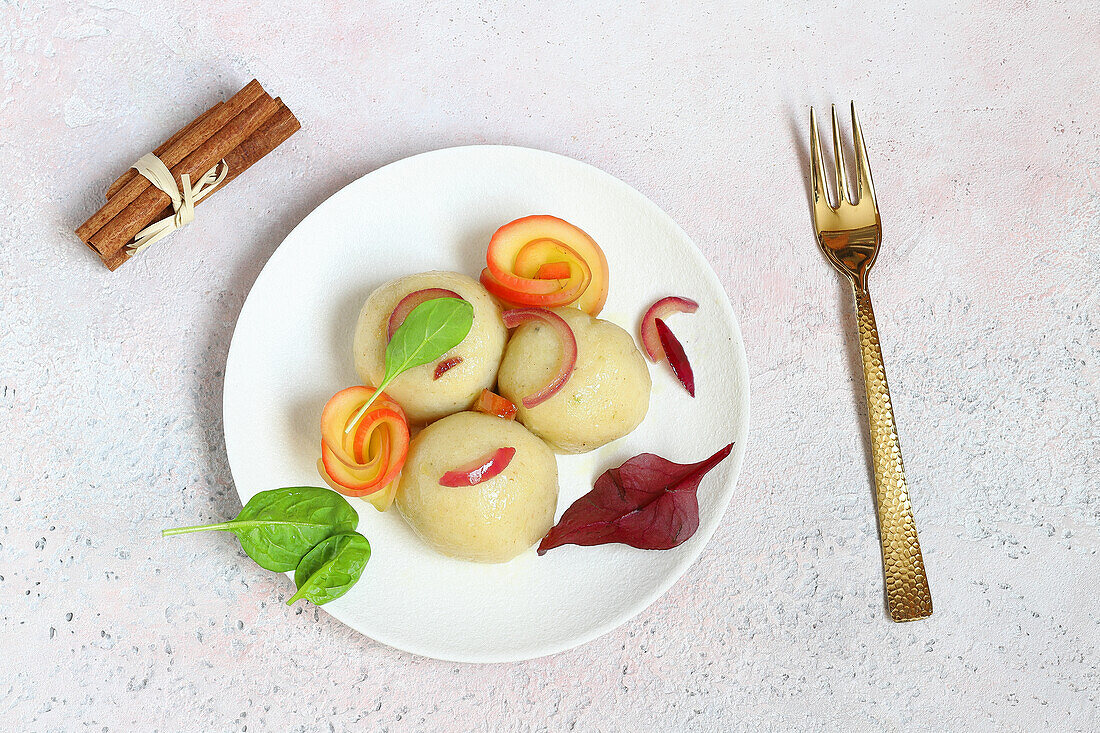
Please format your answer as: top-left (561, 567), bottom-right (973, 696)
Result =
top-left (1, 1), bottom-right (1097, 731)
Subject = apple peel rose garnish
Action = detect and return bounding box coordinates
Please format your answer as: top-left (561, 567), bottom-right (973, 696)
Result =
top-left (473, 389), bottom-right (517, 420)
top-left (318, 386), bottom-right (409, 511)
top-left (482, 254), bottom-right (589, 311)
top-left (479, 215), bottom-right (609, 316)
top-left (537, 443), bottom-right (733, 554)
top-left (501, 307), bottom-right (577, 408)
top-left (438, 446), bottom-right (517, 487)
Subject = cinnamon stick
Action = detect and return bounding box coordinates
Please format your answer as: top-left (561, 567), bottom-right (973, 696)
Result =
top-left (75, 79), bottom-right (266, 243)
top-left (87, 93), bottom-right (280, 265)
top-left (105, 101), bottom-right (224, 200)
top-left (98, 100), bottom-right (301, 270)
top-left (211, 99), bottom-right (300, 195)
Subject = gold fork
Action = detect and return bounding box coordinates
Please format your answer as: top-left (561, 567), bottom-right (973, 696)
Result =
top-left (810, 102), bottom-right (933, 622)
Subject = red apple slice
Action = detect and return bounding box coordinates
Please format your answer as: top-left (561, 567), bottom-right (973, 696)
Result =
top-left (438, 447), bottom-right (517, 487)
top-left (473, 389), bottom-right (517, 421)
top-left (501, 307), bottom-right (578, 408)
top-left (640, 296), bottom-right (699, 362)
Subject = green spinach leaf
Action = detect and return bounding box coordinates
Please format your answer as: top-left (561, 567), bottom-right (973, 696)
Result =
top-left (345, 297), bottom-right (474, 433)
top-left (383, 296), bottom-right (475, 381)
top-left (162, 487), bottom-right (358, 572)
top-left (288, 532), bottom-right (371, 606)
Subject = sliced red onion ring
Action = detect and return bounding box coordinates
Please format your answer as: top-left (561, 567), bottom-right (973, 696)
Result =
top-left (501, 307), bottom-right (578, 408)
top-left (387, 288), bottom-right (463, 339)
top-left (655, 318), bottom-right (695, 397)
top-left (640, 296), bottom-right (699, 363)
top-left (439, 447), bottom-right (517, 487)
top-left (433, 356), bottom-right (463, 380)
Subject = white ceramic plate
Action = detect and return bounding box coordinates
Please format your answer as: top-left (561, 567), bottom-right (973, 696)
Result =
top-left (224, 145), bottom-right (749, 663)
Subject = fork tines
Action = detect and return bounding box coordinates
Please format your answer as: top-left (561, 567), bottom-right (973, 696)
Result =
top-left (810, 102), bottom-right (876, 210)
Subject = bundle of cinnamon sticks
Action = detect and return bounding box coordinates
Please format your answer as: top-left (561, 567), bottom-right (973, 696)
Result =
top-left (76, 79), bottom-right (300, 271)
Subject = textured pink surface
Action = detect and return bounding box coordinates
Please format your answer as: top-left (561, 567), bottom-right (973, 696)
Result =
top-left (1, 1), bottom-right (1098, 730)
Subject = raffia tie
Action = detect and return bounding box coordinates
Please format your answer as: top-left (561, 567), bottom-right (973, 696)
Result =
top-left (126, 153), bottom-right (228, 255)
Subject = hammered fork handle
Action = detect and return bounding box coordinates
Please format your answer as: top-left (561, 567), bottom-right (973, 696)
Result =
top-left (853, 285), bottom-right (933, 621)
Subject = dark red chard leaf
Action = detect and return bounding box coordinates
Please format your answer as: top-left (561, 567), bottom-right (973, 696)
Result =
top-left (654, 318), bottom-right (695, 397)
top-left (537, 443), bottom-right (733, 554)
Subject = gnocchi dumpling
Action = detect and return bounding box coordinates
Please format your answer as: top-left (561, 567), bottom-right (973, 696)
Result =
top-left (353, 272), bottom-right (507, 424)
top-left (498, 307), bottom-right (651, 453)
top-left (395, 412), bottom-right (559, 563)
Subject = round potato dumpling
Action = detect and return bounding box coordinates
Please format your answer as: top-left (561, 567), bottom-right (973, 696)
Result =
top-left (498, 307), bottom-right (651, 453)
top-left (395, 412), bottom-right (558, 563)
top-left (353, 272), bottom-right (507, 424)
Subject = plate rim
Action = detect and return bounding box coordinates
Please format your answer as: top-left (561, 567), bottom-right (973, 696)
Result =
top-left (223, 144), bottom-right (750, 663)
